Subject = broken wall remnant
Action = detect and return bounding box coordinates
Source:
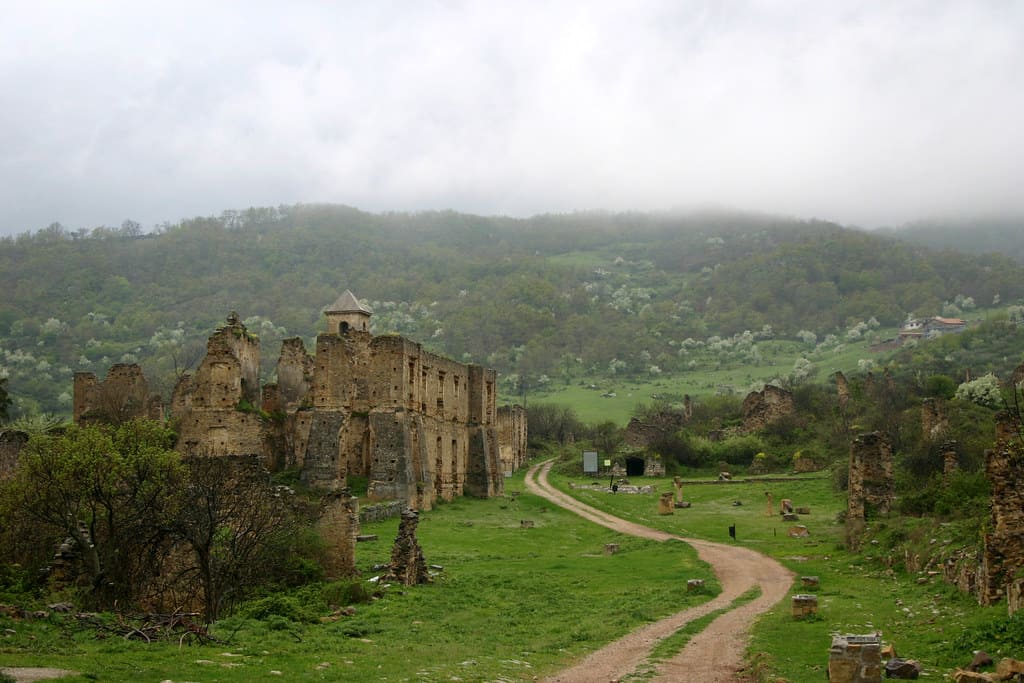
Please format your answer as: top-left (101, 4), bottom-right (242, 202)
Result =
top-left (174, 313), bottom-right (264, 458)
top-left (497, 404), bottom-right (528, 474)
top-left (741, 384), bottom-right (794, 433)
top-left (316, 489), bottom-right (360, 580)
top-left (624, 408), bottom-right (689, 448)
top-left (981, 416), bottom-right (1024, 606)
top-left (834, 371), bottom-right (850, 411)
top-left (73, 363), bottom-right (162, 424)
top-left (922, 398), bottom-right (949, 440)
top-left (847, 432), bottom-right (894, 548)
top-left (385, 508), bottom-right (431, 585)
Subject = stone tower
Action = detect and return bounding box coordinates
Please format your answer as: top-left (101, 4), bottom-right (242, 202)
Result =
top-left (324, 290), bottom-right (371, 335)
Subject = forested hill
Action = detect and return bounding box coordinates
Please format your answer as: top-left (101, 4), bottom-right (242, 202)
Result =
top-left (880, 217), bottom-right (1024, 264)
top-left (3, 204), bottom-right (1024, 414)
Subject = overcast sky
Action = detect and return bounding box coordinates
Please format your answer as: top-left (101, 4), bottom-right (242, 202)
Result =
top-left (1, 1), bottom-right (1022, 235)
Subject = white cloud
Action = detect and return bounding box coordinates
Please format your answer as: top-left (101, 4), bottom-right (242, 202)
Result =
top-left (1, 1), bottom-right (1022, 233)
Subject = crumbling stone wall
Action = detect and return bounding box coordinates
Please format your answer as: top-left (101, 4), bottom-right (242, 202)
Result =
top-left (741, 385), bottom-right (794, 433)
top-left (624, 408), bottom-right (689, 448)
top-left (834, 371), bottom-right (850, 410)
top-left (73, 364), bottom-right (161, 424)
top-left (981, 426), bottom-right (1024, 606)
top-left (316, 489), bottom-right (359, 579)
top-left (174, 314), bottom-right (264, 458)
top-left (83, 294), bottom-right (521, 511)
top-left (847, 432), bottom-right (894, 547)
top-left (497, 405), bottom-right (528, 474)
top-left (275, 337), bottom-right (315, 411)
top-left (922, 398), bottom-right (949, 440)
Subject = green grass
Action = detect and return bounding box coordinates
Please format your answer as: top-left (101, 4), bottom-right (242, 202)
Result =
top-left (2, 465), bottom-right (1016, 682)
top-left (548, 468), bottom-right (1015, 680)
top-left (0, 470), bottom-right (716, 682)
top-left (512, 335), bottom-right (894, 424)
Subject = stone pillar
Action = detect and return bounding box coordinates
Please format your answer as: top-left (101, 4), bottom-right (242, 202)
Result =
top-left (673, 476), bottom-right (683, 503)
top-left (658, 492), bottom-right (675, 515)
top-left (317, 489), bottom-right (359, 579)
top-left (765, 491), bottom-right (773, 517)
top-left (386, 508), bottom-right (432, 585)
top-left (981, 438), bottom-right (1024, 606)
top-left (847, 432), bottom-right (894, 549)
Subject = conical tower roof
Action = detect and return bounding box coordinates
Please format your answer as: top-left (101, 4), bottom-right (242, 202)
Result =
top-left (326, 290), bottom-right (370, 314)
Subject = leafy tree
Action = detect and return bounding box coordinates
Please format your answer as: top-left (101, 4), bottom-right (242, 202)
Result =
top-left (955, 374), bottom-right (1003, 409)
top-left (0, 421), bottom-right (182, 608)
top-left (172, 456), bottom-right (308, 621)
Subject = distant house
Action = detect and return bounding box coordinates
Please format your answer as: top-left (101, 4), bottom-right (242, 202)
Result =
top-left (897, 316), bottom-right (967, 345)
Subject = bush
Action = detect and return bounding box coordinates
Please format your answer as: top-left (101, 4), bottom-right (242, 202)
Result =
top-left (239, 594), bottom-right (318, 624)
top-left (953, 611), bottom-right (1024, 657)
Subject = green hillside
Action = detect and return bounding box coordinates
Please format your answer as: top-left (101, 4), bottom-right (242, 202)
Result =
top-left (3, 205), bottom-right (1024, 417)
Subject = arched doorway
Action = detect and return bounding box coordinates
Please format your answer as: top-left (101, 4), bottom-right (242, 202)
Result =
top-left (625, 456), bottom-right (645, 477)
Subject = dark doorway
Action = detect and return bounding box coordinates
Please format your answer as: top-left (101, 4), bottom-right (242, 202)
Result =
top-left (340, 321), bottom-right (350, 334)
top-left (625, 456), bottom-right (645, 476)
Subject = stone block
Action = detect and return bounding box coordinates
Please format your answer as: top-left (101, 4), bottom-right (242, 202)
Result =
top-left (795, 506), bottom-right (811, 514)
top-left (687, 579), bottom-right (705, 592)
top-left (801, 575), bottom-right (819, 588)
top-left (792, 594), bottom-right (817, 618)
top-left (604, 543), bottom-right (619, 555)
top-left (996, 658), bottom-right (1024, 677)
top-left (788, 525), bottom-right (810, 538)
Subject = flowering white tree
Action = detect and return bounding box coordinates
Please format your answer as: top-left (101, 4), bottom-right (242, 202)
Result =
top-left (955, 374), bottom-right (1003, 408)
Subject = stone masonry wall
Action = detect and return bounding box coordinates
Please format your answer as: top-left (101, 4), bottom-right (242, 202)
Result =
top-left (73, 363), bottom-right (160, 424)
top-left (847, 432), bottom-right (894, 548)
top-left (981, 437), bottom-right (1024, 606)
top-left (741, 384), bottom-right (794, 433)
top-left (497, 404), bottom-right (528, 474)
top-left (173, 315), bottom-right (264, 459)
top-left (316, 490), bottom-right (359, 579)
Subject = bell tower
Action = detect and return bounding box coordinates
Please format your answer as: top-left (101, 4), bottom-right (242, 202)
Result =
top-left (325, 290), bottom-right (371, 335)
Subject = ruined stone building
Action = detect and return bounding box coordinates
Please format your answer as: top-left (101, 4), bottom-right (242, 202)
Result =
top-left (846, 431), bottom-right (894, 548)
top-left (74, 293), bottom-right (528, 511)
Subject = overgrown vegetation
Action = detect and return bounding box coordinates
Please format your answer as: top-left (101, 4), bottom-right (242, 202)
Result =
top-left (0, 421), bottom-right (314, 619)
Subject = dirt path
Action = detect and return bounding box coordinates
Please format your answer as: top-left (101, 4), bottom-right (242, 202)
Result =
top-left (525, 460), bottom-right (794, 683)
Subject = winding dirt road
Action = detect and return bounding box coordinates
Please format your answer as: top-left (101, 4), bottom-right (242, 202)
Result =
top-left (525, 460), bottom-right (794, 683)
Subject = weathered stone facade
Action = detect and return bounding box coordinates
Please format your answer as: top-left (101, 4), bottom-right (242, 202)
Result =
top-left (980, 426), bottom-right (1024, 606)
top-left (75, 293), bottom-right (527, 512)
top-left (74, 363), bottom-right (163, 424)
top-left (497, 404), bottom-right (528, 474)
top-left (847, 432), bottom-right (894, 548)
top-left (741, 384), bottom-right (794, 433)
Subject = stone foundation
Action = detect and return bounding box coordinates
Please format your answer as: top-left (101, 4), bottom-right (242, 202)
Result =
top-left (829, 634), bottom-right (882, 683)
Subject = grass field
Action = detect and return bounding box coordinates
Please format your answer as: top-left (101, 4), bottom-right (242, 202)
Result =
top-left (0, 471), bottom-right (715, 682)
top-left (547, 467), bottom-right (1013, 678)
top-left (0, 464), bottom-right (1015, 682)
top-left (509, 335), bottom-right (894, 424)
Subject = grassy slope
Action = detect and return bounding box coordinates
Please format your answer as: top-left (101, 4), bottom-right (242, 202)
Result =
top-left (547, 469), bottom-right (1007, 679)
top-left (0, 470), bottom-right (713, 682)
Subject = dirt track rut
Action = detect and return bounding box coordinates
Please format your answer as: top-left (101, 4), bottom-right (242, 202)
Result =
top-left (525, 460), bottom-right (794, 682)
